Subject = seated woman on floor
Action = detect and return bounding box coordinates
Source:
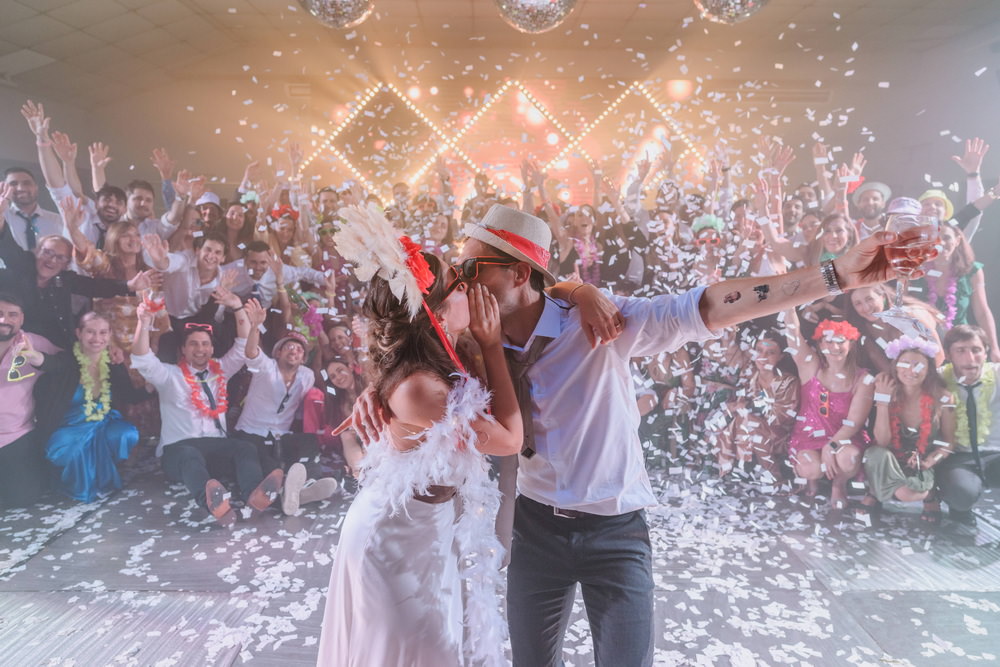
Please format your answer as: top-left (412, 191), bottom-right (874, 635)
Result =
top-left (29, 312), bottom-right (148, 502)
top-left (860, 337), bottom-right (956, 525)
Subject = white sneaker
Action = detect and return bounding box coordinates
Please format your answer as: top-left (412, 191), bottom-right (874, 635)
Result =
top-left (299, 477), bottom-right (340, 506)
top-left (282, 463), bottom-right (308, 515)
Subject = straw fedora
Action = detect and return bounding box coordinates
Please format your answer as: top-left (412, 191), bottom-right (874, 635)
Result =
top-left (463, 204), bottom-right (557, 286)
top-left (851, 181), bottom-right (891, 207)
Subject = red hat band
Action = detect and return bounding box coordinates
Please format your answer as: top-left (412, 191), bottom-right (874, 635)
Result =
top-left (486, 228), bottom-right (551, 268)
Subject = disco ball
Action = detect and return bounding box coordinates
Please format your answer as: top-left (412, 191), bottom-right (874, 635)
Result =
top-left (494, 0), bottom-right (579, 35)
top-left (693, 0), bottom-right (770, 25)
top-left (299, 0), bottom-right (375, 29)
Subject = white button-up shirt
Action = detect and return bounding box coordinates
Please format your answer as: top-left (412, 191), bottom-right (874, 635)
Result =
top-left (508, 287), bottom-right (718, 515)
top-left (225, 260), bottom-right (328, 310)
top-left (3, 203), bottom-right (64, 250)
top-left (236, 352), bottom-right (315, 437)
top-left (161, 250), bottom-right (220, 319)
top-left (131, 339), bottom-right (247, 456)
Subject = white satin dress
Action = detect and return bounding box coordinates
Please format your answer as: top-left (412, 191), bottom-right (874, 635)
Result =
top-left (317, 377), bottom-right (507, 667)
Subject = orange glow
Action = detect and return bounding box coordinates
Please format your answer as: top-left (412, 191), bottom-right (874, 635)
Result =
top-left (666, 79), bottom-right (694, 101)
top-left (407, 86), bottom-right (421, 100)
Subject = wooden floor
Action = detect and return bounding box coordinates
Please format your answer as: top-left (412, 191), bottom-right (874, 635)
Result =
top-left (2, 442), bottom-right (998, 666)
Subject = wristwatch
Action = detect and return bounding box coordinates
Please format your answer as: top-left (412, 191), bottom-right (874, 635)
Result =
top-left (820, 260), bottom-right (844, 296)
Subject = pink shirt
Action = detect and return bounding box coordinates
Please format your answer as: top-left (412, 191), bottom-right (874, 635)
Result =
top-left (0, 332), bottom-right (59, 448)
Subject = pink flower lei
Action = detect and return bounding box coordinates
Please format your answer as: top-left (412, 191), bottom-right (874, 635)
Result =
top-left (928, 275), bottom-right (958, 329)
top-left (885, 335), bottom-right (940, 361)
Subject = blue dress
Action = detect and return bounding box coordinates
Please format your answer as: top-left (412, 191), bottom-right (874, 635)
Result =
top-left (46, 385), bottom-right (139, 503)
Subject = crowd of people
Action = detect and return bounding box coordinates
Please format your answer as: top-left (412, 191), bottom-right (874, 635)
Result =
top-left (0, 98), bottom-right (998, 539)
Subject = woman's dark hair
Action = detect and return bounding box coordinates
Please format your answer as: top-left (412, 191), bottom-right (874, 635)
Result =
top-left (755, 328), bottom-right (798, 377)
top-left (364, 252), bottom-right (459, 405)
top-left (319, 356), bottom-right (364, 425)
top-left (813, 316), bottom-right (861, 373)
top-left (942, 221), bottom-right (975, 278)
top-left (194, 230), bottom-right (229, 255)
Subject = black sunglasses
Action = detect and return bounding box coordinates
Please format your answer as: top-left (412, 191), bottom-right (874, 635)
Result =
top-left (453, 256), bottom-right (518, 282)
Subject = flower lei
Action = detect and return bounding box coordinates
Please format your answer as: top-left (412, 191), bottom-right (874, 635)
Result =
top-left (889, 393), bottom-right (933, 462)
top-left (928, 276), bottom-right (958, 329)
top-left (179, 359), bottom-right (228, 419)
top-left (572, 236), bottom-right (601, 285)
top-left (73, 343), bottom-right (111, 423)
top-left (812, 319), bottom-right (860, 341)
top-left (885, 336), bottom-right (939, 361)
top-left (943, 363), bottom-right (995, 449)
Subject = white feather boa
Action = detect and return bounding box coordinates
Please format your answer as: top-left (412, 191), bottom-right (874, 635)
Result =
top-left (333, 203), bottom-right (425, 319)
top-left (356, 375), bottom-right (507, 666)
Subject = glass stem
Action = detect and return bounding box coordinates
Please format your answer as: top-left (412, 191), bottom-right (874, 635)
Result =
top-left (895, 278), bottom-right (907, 310)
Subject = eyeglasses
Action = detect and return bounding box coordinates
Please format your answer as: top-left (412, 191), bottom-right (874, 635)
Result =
top-left (7, 354), bottom-right (35, 382)
top-left (695, 236), bottom-right (721, 247)
top-left (317, 226), bottom-right (336, 237)
top-left (453, 256), bottom-right (518, 282)
top-left (443, 264), bottom-right (465, 298)
top-left (185, 323), bottom-right (214, 334)
top-left (819, 390), bottom-right (830, 418)
top-left (39, 248), bottom-right (70, 264)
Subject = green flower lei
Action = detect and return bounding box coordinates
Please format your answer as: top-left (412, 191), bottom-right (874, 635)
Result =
top-left (942, 362), bottom-right (995, 449)
top-left (73, 343), bottom-right (111, 423)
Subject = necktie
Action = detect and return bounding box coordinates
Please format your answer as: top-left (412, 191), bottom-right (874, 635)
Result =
top-left (196, 369), bottom-right (225, 434)
top-left (17, 212), bottom-right (39, 250)
top-left (963, 382), bottom-right (984, 478)
top-left (504, 335), bottom-right (552, 459)
top-left (251, 282), bottom-right (263, 304)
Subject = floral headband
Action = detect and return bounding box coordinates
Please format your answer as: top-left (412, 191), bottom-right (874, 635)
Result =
top-left (885, 336), bottom-right (939, 361)
top-left (812, 319), bottom-right (860, 342)
top-left (270, 204), bottom-right (300, 222)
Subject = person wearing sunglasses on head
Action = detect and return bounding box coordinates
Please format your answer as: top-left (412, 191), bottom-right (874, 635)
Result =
top-left (784, 309), bottom-right (874, 515)
top-left (0, 292), bottom-right (59, 509)
top-left (130, 293), bottom-right (283, 526)
top-left (234, 310), bottom-right (339, 516)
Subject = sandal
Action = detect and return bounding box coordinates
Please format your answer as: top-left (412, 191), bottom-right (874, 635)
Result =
top-left (854, 496), bottom-right (882, 527)
top-left (920, 500), bottom-right (943, 527)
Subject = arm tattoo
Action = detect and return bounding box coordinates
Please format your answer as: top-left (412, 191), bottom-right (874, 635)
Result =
top-left (781, 279), bottom-right (801, 296)
top-left (753, 284), bottom-right (770, 302)
top-left (723, 291), bottom-right (742, 304)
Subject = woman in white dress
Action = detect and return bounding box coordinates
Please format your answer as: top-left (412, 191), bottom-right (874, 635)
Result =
top-left (318, 207), bottom-right (523, 667)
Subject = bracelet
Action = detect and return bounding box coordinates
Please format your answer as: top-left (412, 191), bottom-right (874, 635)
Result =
top-left (720, 167), bottom-right (731, 173)
top-left (233, 305), bottom-right (245, 312)
top-left (568, 284), bottom-right (587, 305)
top-left (820, 260), bottom-right (843, 296)
top-left (967, 172), bottom-right (979, 178)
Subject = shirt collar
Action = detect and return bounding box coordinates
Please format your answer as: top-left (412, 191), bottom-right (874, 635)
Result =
top-left (503, 295), bottom-right (565, 352)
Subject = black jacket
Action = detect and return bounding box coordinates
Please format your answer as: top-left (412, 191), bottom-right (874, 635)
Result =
top-left (32, 350), bottom-right (150, 443)
top-left (0, 226), bottom-right (132, 348)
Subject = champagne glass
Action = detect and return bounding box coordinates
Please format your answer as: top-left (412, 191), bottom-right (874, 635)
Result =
top-left (875, 214), bottom-right (939, 339)
top-left (142, 288), bottom-right (167, 332)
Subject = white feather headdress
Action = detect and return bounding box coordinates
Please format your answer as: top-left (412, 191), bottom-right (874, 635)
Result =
top-left (333, 203), bottom-right (425, 319)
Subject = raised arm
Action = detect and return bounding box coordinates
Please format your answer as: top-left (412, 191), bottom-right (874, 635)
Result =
top-left (21, 100), bottom-right (64, 190)
top-left (243, 298), bottom-right (267, 360)
top-left (952, 138), bottom-right (990, 240)
top-left (89, 142), bottom-right (112, 193)
top-left (58, 195), bottom-right (95, 257)
top-left (50, 131), bottom-right (84, 197)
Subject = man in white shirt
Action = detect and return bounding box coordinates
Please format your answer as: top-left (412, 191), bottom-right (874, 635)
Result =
top-left (453, 204), bottom-right (925, 666)
top-left (938, 325), bottom-right (1000, 529)
top-left (236, 328), bottom-right (338, 515)
top-left (2, 168), bottom-right (64, 251)
top-left (227, 240), bottom-right (328, 310)
top-left (130, 293), bottom-right (282, 525)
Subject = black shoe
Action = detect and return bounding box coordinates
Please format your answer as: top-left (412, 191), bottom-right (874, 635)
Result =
top-left (949, 509), bottom-right (978, 527)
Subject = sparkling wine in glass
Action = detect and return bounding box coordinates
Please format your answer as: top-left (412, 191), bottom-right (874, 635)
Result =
top-left (876, 214), bottom-right (939, 339)
top-left (142, 289), bottom-right (167, 332)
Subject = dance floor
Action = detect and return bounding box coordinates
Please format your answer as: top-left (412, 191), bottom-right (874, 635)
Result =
top-left (2, 442), bottom-right (998, 666)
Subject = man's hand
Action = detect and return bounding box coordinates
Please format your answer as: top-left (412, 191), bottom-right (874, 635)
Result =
top-left (242, 160), bottom-right (260, 185)
top-left (245, 298), bottom-right (267, 327)
top-left (127, 269), bottom-right (158, 293)
top-left (951, 137), bottom-right (990, 176)
top-left (89, 142), bottom-right (112, 170)
top-left (20, 100), bottom-right (50, 139)
top-left (219, 267), bottom-right (239, 291)
top-left (136, 302), bottom-right (154, 326)
top-left (150, 148), bottom-right (176, 181)
top-left (141, 233), bottom-right (169, 270)
top-left (266, 251), bottom-right (285, 283)
top-left (51, 131), bottom-right (77, 164)
top-left (333, 386), bottom-right (387, 444)
top-left (12, 334), bottom-right (43, 367)
top-left (212, 285), bottom-right (242, 310)
top-left (0, 182), bottom-right (12, 219)
top-left (834, 231), bottom-right (936, 290)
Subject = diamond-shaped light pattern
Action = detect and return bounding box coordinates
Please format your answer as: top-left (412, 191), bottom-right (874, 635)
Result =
top-left (302, 80), bottom-right (703, 201)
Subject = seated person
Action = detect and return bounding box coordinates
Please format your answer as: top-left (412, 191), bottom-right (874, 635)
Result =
top-left (0, 293), bottom-right (59, 508)
top-left (130, 291), bottom-right (282, 525)
top-left (235, 308), bottom-right (339, 515)
top-left (31, 312), bottom-right (148, 502)
top-left (937, 325), bottom-right (1000, 528)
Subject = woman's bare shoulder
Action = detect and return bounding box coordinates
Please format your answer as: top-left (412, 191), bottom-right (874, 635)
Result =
top-left (386, 371), bottom-right (451, 428)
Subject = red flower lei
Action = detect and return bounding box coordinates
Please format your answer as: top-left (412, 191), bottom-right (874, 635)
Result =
top-left (889, 393), bottom-right (933, 462)
top-left (180, 360), bottom-right (228, 419)
top-left (812, 319), bottom-right (861, 341)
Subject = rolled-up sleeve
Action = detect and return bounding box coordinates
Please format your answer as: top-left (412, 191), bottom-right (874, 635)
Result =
top-left (130, 351), bottom-right (171, 388)
top-left (611, 286), bottom-right (720, 358)
top-left (220, 337), bottom-right (249, 378)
